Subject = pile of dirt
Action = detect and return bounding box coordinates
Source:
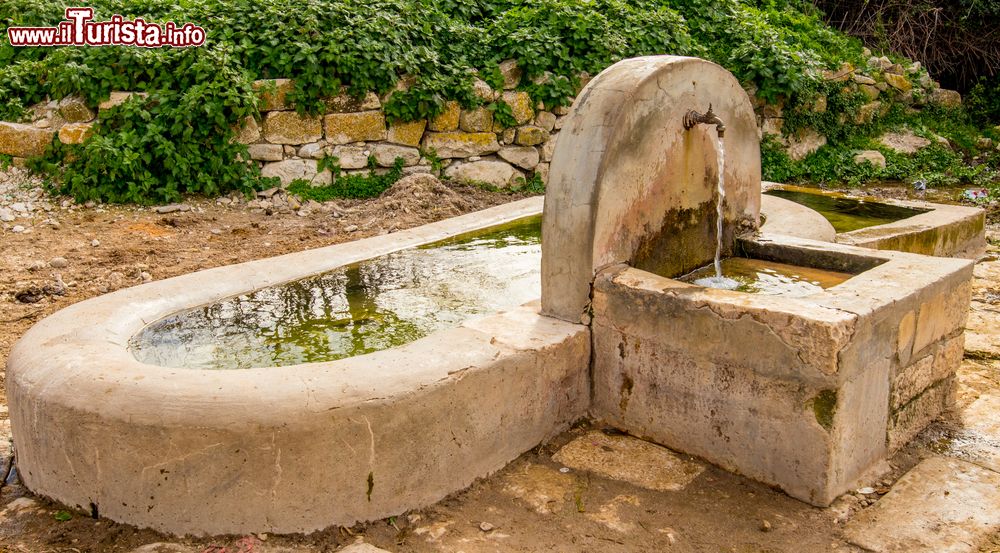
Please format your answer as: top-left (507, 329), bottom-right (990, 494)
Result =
top-left (378, 174), bottom-right (474, 223)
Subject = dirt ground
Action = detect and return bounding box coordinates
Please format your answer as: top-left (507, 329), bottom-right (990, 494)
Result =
top-left (1, 169), bottom-right (999, 553)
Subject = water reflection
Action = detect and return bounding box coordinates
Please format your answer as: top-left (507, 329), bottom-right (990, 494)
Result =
top-left (680, 257), bottom-right (852, 297)
top-left (765, 188), bottom-right (928, 232)
top-left (132, 216), bottom-right (542, 370)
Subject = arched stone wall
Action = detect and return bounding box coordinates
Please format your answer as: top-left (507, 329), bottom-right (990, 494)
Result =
top-left (541, 56), bottom-right (761, 322)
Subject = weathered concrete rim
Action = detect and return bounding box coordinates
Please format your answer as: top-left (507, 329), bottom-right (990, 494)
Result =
top-left (9, 196), bottom-right (545, 425)
top-left (6, 195), bottom-right (591, 536)
top-left (760, 181), bottom-right (986, 258)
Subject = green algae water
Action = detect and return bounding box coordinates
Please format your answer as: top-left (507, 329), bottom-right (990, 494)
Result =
top-left (681, 257), bottom-right (852, 297)
top-left (131, 215), bottom-right (542, 370)
top-left (764, 188), bottom-right (927, 232)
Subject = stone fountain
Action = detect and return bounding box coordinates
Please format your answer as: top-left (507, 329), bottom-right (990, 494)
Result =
top-left (7, 56), bottom-right (976, 534)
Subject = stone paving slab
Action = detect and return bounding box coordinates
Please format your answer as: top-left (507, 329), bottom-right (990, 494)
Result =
top-left (552, 430), bottom-right (705, 491)
top-left (843, 456), bottom-right (1000, 553)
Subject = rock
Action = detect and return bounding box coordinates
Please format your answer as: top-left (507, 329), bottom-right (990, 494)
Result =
top-left (860, 85), bottom-right (881, 100)
top-left (885, 63), bottom-right (905, 75)
top-left (233, 116), bottom-right (261, 144)
top-left (515, 126), bottom-right (549, 146)
top-left (343, 224), bottom-right (358, 233)
top-left (257, 187), bottom-right (280, 199)
top-left (91, 239), bottom-right (100, 247)
top-left (386, 119), bottom-right (426, 147)
top-left (261, 159), bottom-right (319, 186)
top-left (253, 78), bottom-right (295, 111)
top-left (0, 208), bottom-right (13, 222)
top-left (501, 91), bottom-right (534, 125)
top-left (552, 430), bottom-right (705, 491)
top-left (331, 145), bottom-right (371, 169)
top-left (57, 122), bottom-right (94, 144)
top-left (499, 59), bottom-right (522, 89)
top-left (541, 137), bottom-right (557, 162)
top-left (0, 122), bottom-right (54, 157)
top-left (459, 107), bottom-right (494, 133)
top-left (880, 131), bottom-right (931, 154)
top-left (884, 73), bottom-right (912, 92)
top-left (498, 145), bottom-right (540, 169)
top-left (823, 62), bottom-right (854, 82)
top-left (57, 96), bottom-right (95, 123)
top-left (930, 89), bottom-right (962, 108)
top-left (855, 101), bottom-right (883, 124)
top-left (853, 150), bottom-right (887, 168)
top-left (298, 141), bottom-right (329, 159)
top-left (978, 137), bottom-right (994, 150)
top-left (324, 111), bottom-right (386, 144)
top-left (428, 101), bottom-right (461, 132)
top-left (421, 132), bottom-right (500, 158)
top-left (472, 78), bottom-right (496, 102)
top-left (844, 457), bottom-right (1000, 553)
top-left (760, 520), bottom-right (772, 532)
top-left (155, 204), bottom-right (191, 214)
top-left (812, 95), bottom-right (828, 113)
top-left (49, 257), bottom-right (68, 268)
top-left (247, 144), bottom-right (285, 161)
top-left (444, 160), bottom-right (523, 187)
top-left (323, 90), bottom-right (381, 113)
top-left (372, 144), bottom-right (420, 167)
top-left (263, 111), bottom-right (323, 145)
top-left (761, 117), bottom-right (783, 136)
top-left (853, 74), bottom-right (877, 85)
top-left (784, 128), bottom-right (827, 161)
top-left (99, 91), bottom-right (147, 110)
top-left (10, 203), bottom-right (27, 213)
top-left (535, 162), bottom-right (549, 183)
top-left (11, 224), bottom-right (26, 233)
top-left (479, 522), bottom-right (495, 532)
top-left (534, 111), bottom-right (557, 132)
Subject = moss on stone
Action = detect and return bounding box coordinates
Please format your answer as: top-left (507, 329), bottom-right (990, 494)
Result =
top-left (812, 389), bottom-right (838, 431)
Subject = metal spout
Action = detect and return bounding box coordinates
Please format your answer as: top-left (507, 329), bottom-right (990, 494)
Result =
top-left (683, 104), bottom-right (726, 138)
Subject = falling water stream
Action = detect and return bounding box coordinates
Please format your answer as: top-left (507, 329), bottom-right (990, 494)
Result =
top-left (692, 137), bottom-right (740, 290)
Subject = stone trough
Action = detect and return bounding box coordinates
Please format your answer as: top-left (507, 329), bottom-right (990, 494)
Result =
top-left (7, 55), bottom-right (982, 535)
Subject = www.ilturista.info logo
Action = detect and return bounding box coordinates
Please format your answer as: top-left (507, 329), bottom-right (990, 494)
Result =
top-left (7, 7), bottom-right (206, 47)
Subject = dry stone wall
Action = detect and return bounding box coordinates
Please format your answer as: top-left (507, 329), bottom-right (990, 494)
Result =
top-left (0, 56), bottom-right (965, 188)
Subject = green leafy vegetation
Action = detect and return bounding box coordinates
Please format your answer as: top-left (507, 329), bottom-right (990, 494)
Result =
top-left (1, 0), bottom-right (997, 202)
top-left (286, 158), bottom-right (405, 201)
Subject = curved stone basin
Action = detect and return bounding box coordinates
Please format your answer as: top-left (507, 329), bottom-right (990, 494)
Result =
top-left (7, 196), bottom-right (591, 536)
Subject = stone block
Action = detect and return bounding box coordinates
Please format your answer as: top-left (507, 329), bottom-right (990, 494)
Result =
top-left (880, 131), bottom-right (931, 154)
top-left (324, 111), bottom-right (386, 145)
top-left (233, 116), bottom-right (260, 144)
top-left (386, 119), bottom-right (426, 147)
top-left (421, 131), bottom-right (500, 158)
top-left (57, 96), bottom-right (94, 123)
top-left (515, 125), bottom-right (548, 146)
top-left (891, 335), bottom-right (963, 411)
top-left (99, 91), bottom-right (147, 110)
top-left (0, 122), bottom-right (54, 157)
top-left (541, 135), bottom-right (557, 162)
top-left (298, 141), bottom-right (329, 159)
top-left (913, 281), bottom-right (971, 355)
top-left (784, 128), bottom-right (826, 161)
top-left (534, 111), bottom-right (557, 132)
top-left (855, 101), bottom-right (883, 124)
top-left (263, 112), bottom-right (322, 145)
top-left (323, 90), bottom-right (381, 113)
top-left (930, 88), bottom-right (962, 108)
top-left (884, 73), bottom-right (912, 92)
top-left (844, 457), bottom-right (1000, 553)
top-left (260, 159), bottom-right (318, 185)
top-left (853, 150), bottom-right (886, 168)
top-left (472, 78), bottom-right (496, 102)
top-left (372, 143), bottom-right (420, 167)
top-left (502, 91), bottom-right (534, 124)
top-left (498, 145), bottom-right (539, 169)
top-left (253, 79), bottom-right (294, 111)
top-left (57, 122), bottom-right (94, 145)
top-left (444, 160), bottom-right (523, 187)
top-left (459, 107), bottom-right (493, 133)
top-left (499, 59), bottom-right (522, 89)
top-left (330, 145), bottom-right (370, 169)
top-left (428, 101), bottom-right (460, 132)
top-left (248, 144), bottom-right (284, 162)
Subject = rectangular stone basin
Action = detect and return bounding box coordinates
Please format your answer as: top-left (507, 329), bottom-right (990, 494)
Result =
top-left (763, 183), bottom-right (986, 258)
top-left (591, 232), bottom-right (973, 506)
